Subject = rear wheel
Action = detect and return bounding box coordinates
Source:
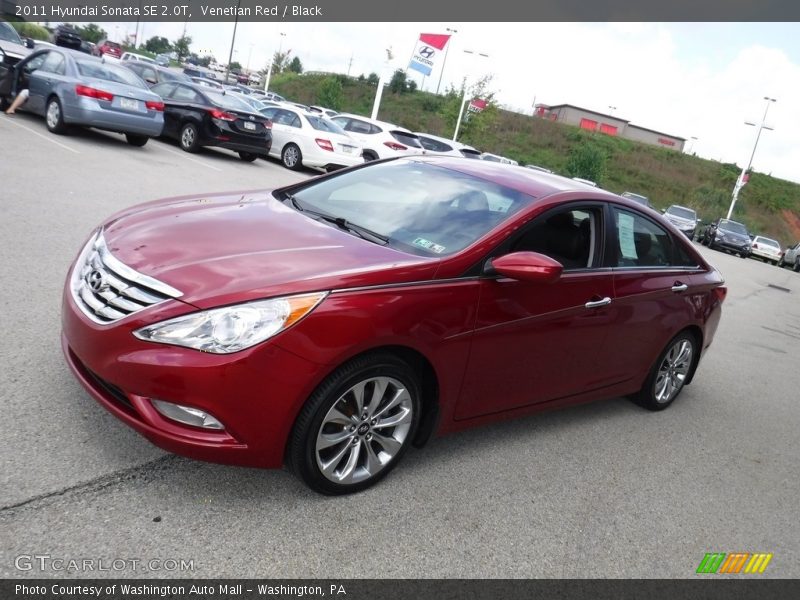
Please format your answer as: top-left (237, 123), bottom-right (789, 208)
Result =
top-left (45, 97), bottom-right (67, 134)
top-left (288, 353), bottom-right (421, 495)
top-left (238, 151), bottom-right (258, 162)
top-left (631, 331), bottom-right (697, 411)
top-left (125, 134), bottom-right (148, 147)
top-left (794, 258), bottom-right (800, 273)
top-left (362, 150), bottom-right (379, 162)
top-left (179, 122), bottom-right (200, 152)
top-left (281, 143), bottom-right (302, 170)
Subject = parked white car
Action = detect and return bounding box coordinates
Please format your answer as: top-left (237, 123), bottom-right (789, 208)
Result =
top-left (260, 106), bottom-right (364, 171)
top-left (330, 113), bottom-right (424, 161)
top-left (309, 105), bottom-right (339, 118)
top-left (480, 152), bottom-right (518, 165)
top-left (120, 52), bottom-right (155, 64)
top-left (248, 73), bottom-right (262, 85)
top-left (415, 132), bottom-right (481, 158)
top-left (750, 236), bottom-right (783, 265)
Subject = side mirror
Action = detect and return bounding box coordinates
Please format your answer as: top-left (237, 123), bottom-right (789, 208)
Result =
top-left (145, 77), bottom-right (157, 85)
top-left (24, 38), bottom-right (35, 49)
top-left (487, 251), bottom-right (563, 283)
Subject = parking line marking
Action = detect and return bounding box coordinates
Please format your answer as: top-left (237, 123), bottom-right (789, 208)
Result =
top-left (0, 116), bottom-right (80, 154)
top-left (158, 145), bottom-right (223, 172)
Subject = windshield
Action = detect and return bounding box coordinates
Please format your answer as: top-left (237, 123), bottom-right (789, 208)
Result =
top-left (666, 206), bottom-right (696, 220)
top-left (0, 21), bottom-right (23, 44)
top-left (306, 115), bottom-right (347, 134)
top-left (76, 61), bottom-right (147, 87)
top-left (719, 219), bottom-right (748, 235)
top-left (206, 91), bottom-right (255, 112)
top-left (287, 160), bottom-right (534, 256)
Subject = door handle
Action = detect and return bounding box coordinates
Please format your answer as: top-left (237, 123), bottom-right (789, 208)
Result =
top-left (671, 282), bottom-right (688, 293)
top-left (585, 297), bottom-right (612, 309)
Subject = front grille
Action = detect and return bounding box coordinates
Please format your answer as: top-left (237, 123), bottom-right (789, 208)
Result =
top-left (71, 232), bottom-right (183, 324)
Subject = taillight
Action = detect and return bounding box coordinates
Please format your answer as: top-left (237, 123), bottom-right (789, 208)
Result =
top-left (209, 108), bottom-right (237, 121)
top-left (713, 286), bottom-right (728, 303)
top-left (264, 120), bottom-right (272, 129)
top-left (315, 138), bottom-right (334, 152)
top-left (384, 141), bottom-right (408, 151)
top-left (145, 101), bottom-right (164, 112)
top-left (75, 85), bottom-right (114, 102)
top-left (752, 243), bottom-right (759, 249)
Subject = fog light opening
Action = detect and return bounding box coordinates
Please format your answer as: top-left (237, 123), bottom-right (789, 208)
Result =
top-left (151, 399), bottom-right (225, 430)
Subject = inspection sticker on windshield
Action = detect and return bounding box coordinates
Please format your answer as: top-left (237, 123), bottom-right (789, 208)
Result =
top-left (413, 237), bottom-right (446, 253)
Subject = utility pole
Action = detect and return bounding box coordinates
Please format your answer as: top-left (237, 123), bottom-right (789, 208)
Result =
top-left (453, 49), bottom-right (489, 141)
top-left (726, 96), bottom-right (776, 220)
top-left (347, 54), bottom-right (353, 77)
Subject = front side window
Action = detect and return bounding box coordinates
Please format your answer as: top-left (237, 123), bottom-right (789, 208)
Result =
top-left (285, 160), bottom-right (535, 257)
top-left (612, 208), bottom-right (675, 267)
top-left (39, 52), bottom-right (65, 75)
top-left (511, 208), bottom-right (600, 270)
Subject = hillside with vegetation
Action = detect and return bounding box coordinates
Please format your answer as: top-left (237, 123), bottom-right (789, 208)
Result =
top-left (272, 72), bottom-right (800, 245)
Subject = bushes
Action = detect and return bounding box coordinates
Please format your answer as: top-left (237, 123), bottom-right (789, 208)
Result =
top-left (11, 22), bottom-right (50, 41)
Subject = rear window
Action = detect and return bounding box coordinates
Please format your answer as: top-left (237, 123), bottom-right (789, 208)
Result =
top-left (306, 115), bottom-right (347, 134)
top-left (105, 42), bottom-right (121, 49)
top-left (390, 131), bottom-right (422, 148)
top-left (76, 61), bottom-right (146, 87)
top-left (206, 91), bottom-right (254, 112)
top-left (418, 136), bottom-right (453, 153)
top-left (755, 237), bottom-right (780, 248)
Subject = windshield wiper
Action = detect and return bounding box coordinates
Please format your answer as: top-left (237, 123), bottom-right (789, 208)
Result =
top-left (283, 192), bottom-right (388, 245)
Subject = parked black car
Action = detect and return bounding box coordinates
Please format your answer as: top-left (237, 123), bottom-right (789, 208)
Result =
top-left (701, 218), bottom-right (751, 258)
top-left (53, 24), bottom-right (82, 50)
top-left (150, 81), bottom-right (272, 162)
top-left (121, 61), bottom-right (191, 87)
top-left (662, 204), bottom-right (699, 239)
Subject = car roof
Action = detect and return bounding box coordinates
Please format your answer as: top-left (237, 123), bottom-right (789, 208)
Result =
top-left (403, 156), bottom-right (626, 199)
top-left (334, 113), bottom-right (408, 131)
top-left (667, 204), bottom-right (695, 212)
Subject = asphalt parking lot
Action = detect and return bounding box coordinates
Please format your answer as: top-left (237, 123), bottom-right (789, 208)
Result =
top-left (1, 114), bottom-right (799, 579)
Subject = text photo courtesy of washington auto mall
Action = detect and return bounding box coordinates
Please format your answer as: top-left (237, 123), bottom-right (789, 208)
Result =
top-left (1, 0), bottom-right (799, 598)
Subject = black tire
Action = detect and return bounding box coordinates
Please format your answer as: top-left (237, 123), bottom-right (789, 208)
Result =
top-left (238, 151), bottom-right (258, 162)
top-left (281, 143), bottom-right (302, 170)
top-left (794, 259), bottom-right (800, 273)
top-left (288, 352), bottom-right (422, 495)
top-left (778, 257), bottom-right (786, 268)
top-left (45, 96), bottom-right (67, 134)
top-left (179, 122), bottom-right (200, 153)
top-left (0, 96), bottom-right (9, 111)
top-left (362, 150), bottom-right (379, 162)
top-left (630, 330), bottom-right (697, 411)
top-left (125, 134), bottom-right (149, 147)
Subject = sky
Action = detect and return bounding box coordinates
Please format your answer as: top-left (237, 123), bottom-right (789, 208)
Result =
top-left (100, 21), bottom-right (800, 183)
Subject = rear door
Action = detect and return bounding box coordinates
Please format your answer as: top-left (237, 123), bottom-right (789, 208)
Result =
top-left (603, 205), bottom-right (704, 384)
top-left (28, 51), bottom-right (64, 115)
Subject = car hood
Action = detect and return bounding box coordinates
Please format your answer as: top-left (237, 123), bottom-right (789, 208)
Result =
top-left (718, 228), bottom-right (750, 242)
top-left (102, 191), bottom-right (439, 309)
top-left (0, 40), bottom-right (30, 61)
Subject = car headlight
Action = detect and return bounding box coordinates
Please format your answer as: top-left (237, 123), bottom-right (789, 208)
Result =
top-left (133, 292), bottom-right (328, 354)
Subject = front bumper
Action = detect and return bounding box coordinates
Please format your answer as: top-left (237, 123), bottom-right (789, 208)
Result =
top-left (61, 286), bottom-right (324, 468)
top-left (751, 249), bottom-right (781, 262)
top-left (712, 238), bottom-right (750, 254)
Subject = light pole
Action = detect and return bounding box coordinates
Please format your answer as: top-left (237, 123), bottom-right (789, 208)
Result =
top-left (608, 105), bottom-right (617, 116)
top-left (435, 27), bottom-right (458, 95)
top-left (224, 0), bottom-right (242, 85)
top-left (453, 49), bottom-right (489, 142)
top-left (246, 43), bottom-right (255, 73)
top-left (686, 136), bottom-right (698, 154)
top-left (726, 96), bottom-right (776, 220)
top-left (264, 32), bottom-right (286, 93)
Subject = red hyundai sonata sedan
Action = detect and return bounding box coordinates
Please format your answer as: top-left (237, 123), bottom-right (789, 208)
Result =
top-left (62, 158), bottom-right (726, 494)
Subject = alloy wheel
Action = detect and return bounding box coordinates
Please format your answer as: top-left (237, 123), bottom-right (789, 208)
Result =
top-left (315, 376), bottom-right (413, 485)
top-left (654, 339), bottom-right (693, 404)
top-left (283, 145), bottom-right (299, 168)
top-left (181, 127), bottom-right (195, 148)
top-left (46, 101), bottom-right (60, 129)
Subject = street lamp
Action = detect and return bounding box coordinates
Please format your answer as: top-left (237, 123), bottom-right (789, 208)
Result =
top-left (608, 105), bottom-right (617, 116)
top-left (453, 49), bottom-right (490, 142)
top-left (264, 32), bottom-right (286, 93)
top-left (224, 0), bottom-right (242, 84)
top-left (687, 136), bottom-right (698, 154)
top-left (726, 96), bottom-right (776, 220)
top-left (435, 27), bottom-right (458, 95)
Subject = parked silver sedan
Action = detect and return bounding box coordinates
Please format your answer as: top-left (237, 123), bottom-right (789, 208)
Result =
top-left (2, 47), bottom-right (164, 146)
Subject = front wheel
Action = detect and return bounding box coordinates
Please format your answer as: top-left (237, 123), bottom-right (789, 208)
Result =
top-left (288, 353), bottom-right (421, 495)
top-left (794, 259), bottom-right (800, 273)
top-left (125, 134), bottom-right (148, 147)
top-left (238, 151), bottom-right (258, 162)
top-left (631, 331), bottom-right (697, 411)
top-left (45, 97), bottom-right (67, 134)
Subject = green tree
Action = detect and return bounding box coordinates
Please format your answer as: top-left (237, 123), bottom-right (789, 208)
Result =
top-left (270, 50), bottom-right (292, 74)
top-left (367, 72), bottom-right (380, 85)
top-left (10, 22), bottom-right (50, 41)
top-left (389, 69), bottom-right (407, 94)
top-left (76, 23), bottom-right (106, 44)
top-left (173, 35), bottom-right (192, 61)
top-left (357, 73), bottom-right (366, 82)
top-left (288, 56), bottom-right (304, 74)
top-left (229, 61), bottom-right (242, 72)
top-left (317, 76), bottom-right (344, 110)
top-left (565, 142), bottom-right (607, 184)
top-left (406, 79), bottom-right (418, 93)
top-left (439, 75), bottom-right (498, 143)
top-left (144, 36), bottom-right (171, 54)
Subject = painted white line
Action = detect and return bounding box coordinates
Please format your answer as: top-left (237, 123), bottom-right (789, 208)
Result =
top-left (0, 116), bottom-right (80, 154)
top-left (158, 145), bottom-right (223, 172)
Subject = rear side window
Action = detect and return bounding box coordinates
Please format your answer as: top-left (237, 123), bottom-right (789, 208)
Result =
top-left (390, 131), bottom-right (423, 148)
top-left (611, 208), bottom-right (676, 267)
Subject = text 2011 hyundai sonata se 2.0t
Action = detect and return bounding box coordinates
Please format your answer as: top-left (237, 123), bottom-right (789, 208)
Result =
top-left (62, 158), bottom-right (726, 494)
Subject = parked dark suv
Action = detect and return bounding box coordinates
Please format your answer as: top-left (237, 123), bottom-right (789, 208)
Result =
top-left (701, 218), bottom-right (751, 258)
top-left (53, 24), bottom-right (82, 50)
